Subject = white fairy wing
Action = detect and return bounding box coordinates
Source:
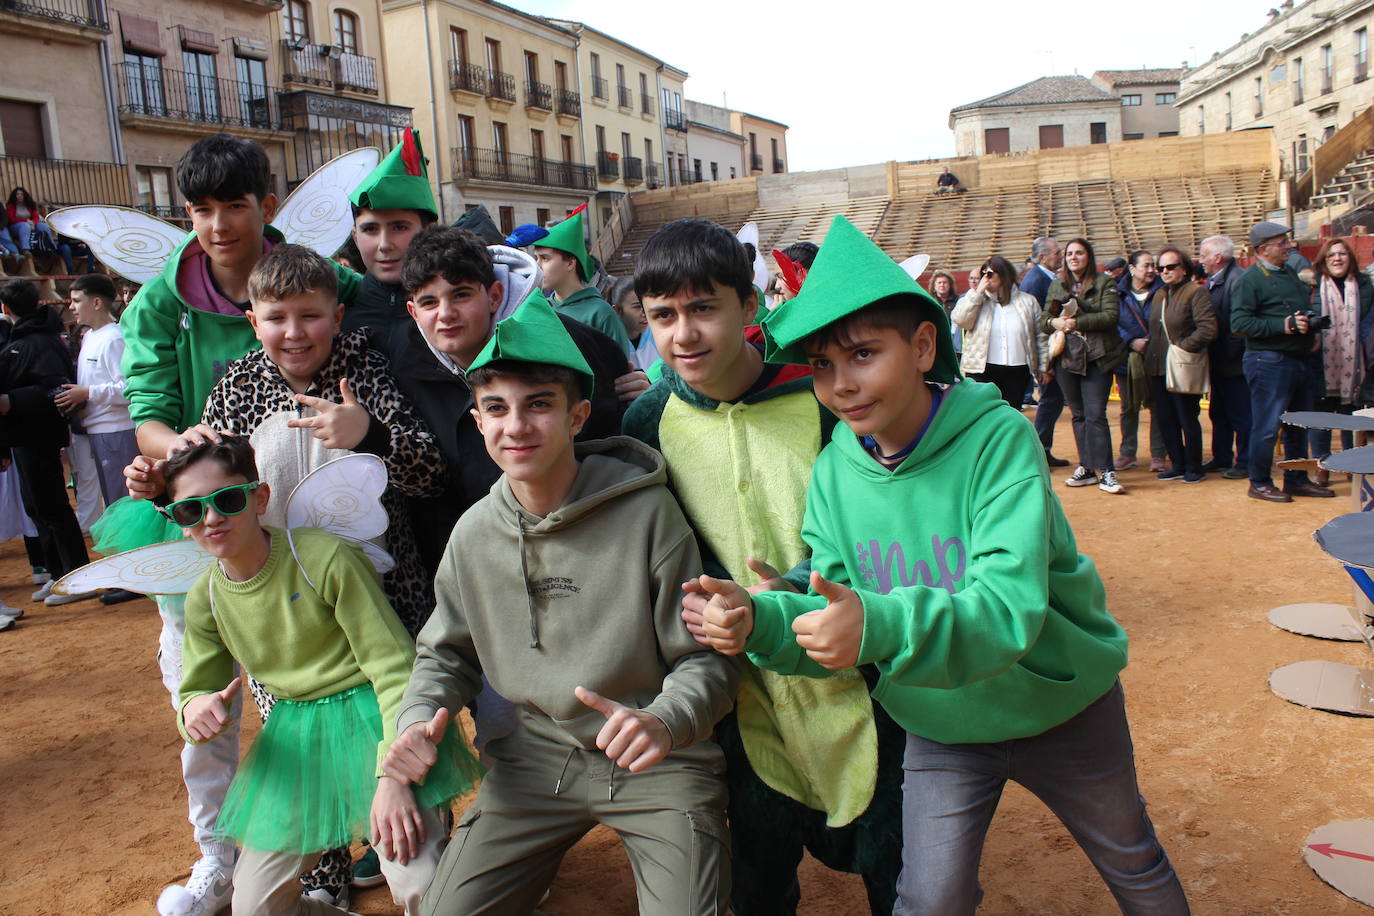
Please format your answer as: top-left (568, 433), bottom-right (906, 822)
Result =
top-left (285, 452), bottom-right (389, 540)
top-left (899, 254), bottom-right (930, 281)
top-left (736, 221), bottom-right (770, 293)
top-left (45, 206), bottom-right (188, 284)
top-left (273, 147), bottom-right (381, 258)
top-left (52, 539), bottom-right (213, 596)
top-left (345, 536), bottom-right (396, 575)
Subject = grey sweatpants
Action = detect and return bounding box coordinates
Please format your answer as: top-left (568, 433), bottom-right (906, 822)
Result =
top-left (423, 720), bottom-right (730, 915)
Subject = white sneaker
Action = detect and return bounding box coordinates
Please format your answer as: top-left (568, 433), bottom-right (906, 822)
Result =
top-left (305, 886), bottom-right (350, 908)
top-left (31, 568), bottom-right (50, 585)
top-left (0, 614), bottom-right (15, 632)
top-left (156, 857), bottom-right (234, 916)
top-left (1098, 470), bottom-right (1126, 494)
top-left (1065, 466), bottom-right (1097, 487)
top-left (45, 589), bottom-right (100, 607)
top-left (31, 581), bottom-right (54, 602)
top-left (0, 601), bottom-right (22, 620)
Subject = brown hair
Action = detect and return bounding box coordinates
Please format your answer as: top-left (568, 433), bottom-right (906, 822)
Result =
top-left (1059, 237), bottom-right (1097, 290)
top-left (164, 435), bottom-right (260, 501)
top-left (1155, 246), bottom-right (1193, 282)
top-left (1314, 237), bottom-right (1362, 280)
top-left (247, 243), bottom-right (339, 306)
top-left (979, 256), bottom-right (1018, 305)
top-left (927, 269), bottom-right (957, 305)
top-left (803, 294), bottom-right (930, 354)
top-left (466, 359), bottom-right (588, 404)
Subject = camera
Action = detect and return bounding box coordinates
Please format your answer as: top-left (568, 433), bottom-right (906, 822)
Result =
top-left (1296, 310), bottom-right (1333, 331)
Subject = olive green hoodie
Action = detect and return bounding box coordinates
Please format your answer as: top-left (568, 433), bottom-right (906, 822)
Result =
top-left (747, 379), bottom-right (1129, 744)
top-left (397, 436), bottom-right (737, 750)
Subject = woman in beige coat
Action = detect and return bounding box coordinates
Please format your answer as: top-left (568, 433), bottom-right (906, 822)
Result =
top-left (952, 255), bottom-right (1049, 409)
top-left (1145, 246), bottom-right (1217, 482)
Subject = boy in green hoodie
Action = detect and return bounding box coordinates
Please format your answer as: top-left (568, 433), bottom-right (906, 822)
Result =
top-left (382, 290), bottom-right (736, 915)
top-left (698, 216), bottom-right (1188, 915)
top-left (622, 217), bottom-right (903, 915)
top-left (533, 207), bottom-right (635, 360)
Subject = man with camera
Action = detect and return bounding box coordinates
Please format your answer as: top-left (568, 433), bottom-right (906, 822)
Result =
top-left (1230, 221), bottom-right (1334, 503)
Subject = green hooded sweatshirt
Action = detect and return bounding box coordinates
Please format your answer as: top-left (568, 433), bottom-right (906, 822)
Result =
top-left (747, 379), bottom-right (1129, 744)
top-left (555, 285), bottom-right (635, 361)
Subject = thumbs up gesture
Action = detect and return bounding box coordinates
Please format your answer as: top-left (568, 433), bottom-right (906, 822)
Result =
top-left (183, 677), bottom-right (241, 743)
top-left (574, 686), bottom-right (672, 773)
top-left (382, 707), bottom-right (450, 785)
top-left (790, 571), bottom-right (864, 670)
top-left (691, 575), bottom-right (756, 656)
top-left (681, 558), bottom-right (798, 647)
top-left (289, 377), bottom-right (372, 450)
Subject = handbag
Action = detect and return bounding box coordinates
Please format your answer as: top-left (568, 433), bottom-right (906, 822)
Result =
top-left (1162, 290), bottom-right (1209, 396)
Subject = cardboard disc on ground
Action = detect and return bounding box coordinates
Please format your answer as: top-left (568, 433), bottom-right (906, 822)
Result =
top-left (1282, 411), bottom-right (1374, 432)
top-left (1304, 820), bottom-right (1374, 907)
top-left (1323, 446), bottom-right (1374, 474)
top-left (1270, 660), bottom-right (1374, 716)
top-left (1278, 458), bottom-right (1324, 471)
top-left (1315, 513), bottom-right (1374, 571)
top-left (1268, 603), bottom-right (1364, 641)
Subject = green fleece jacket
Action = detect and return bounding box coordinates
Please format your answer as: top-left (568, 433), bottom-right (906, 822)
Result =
top-left (119, 227), bottom-right (361, 433)
top-left (555, 286), bottom-right (635, 361)
top-left (1230, 260), bottom-right (1318, 354)
top-left (397, 437), bottom-right (737, 751)
top-left (178, 527), bottom-right (417, 768)
top-left (747, 379), bottom-right (1129, 744)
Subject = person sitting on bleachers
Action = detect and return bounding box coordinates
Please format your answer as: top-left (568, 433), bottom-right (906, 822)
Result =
top-left (935, 166), bottom-right (962, 194)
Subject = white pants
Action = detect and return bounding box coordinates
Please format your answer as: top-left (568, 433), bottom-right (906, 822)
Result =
top-left (157, 592), bottom-right (241, 862)
top-left (234, 807), bottom-right (447, 915)
top-left (67, 434), bottom-right (103, 532)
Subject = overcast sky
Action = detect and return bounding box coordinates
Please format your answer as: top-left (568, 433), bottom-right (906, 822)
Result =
top-left (527, 0), bottom-right (1266, 171)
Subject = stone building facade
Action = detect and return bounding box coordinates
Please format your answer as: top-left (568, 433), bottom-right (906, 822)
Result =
top-left (949, 75), bottom-right (1122, 157)
top-left (1092, 69), bottom-right (1184, 140)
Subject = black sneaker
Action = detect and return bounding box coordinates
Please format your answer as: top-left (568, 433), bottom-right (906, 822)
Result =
top-left (1045, 452), bottom-right (1071, 468)
top-left (1157, 469), bottom-right (1184, 481)
top-left (1182, 471), bottom-right (1206, 483)
top-left (1200, 459), bottom-right (1231, 472)
top-left (1221, 466), bottom-right (1250, 479)
top-left (1065, 466), bottom-right (1098, 487)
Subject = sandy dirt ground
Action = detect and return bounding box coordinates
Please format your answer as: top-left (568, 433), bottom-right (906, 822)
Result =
top-left (4, 406), bottom-right (1374, 915)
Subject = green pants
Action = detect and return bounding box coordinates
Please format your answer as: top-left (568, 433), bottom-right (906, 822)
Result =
top-left (422, 720), bottom-right (730, 915)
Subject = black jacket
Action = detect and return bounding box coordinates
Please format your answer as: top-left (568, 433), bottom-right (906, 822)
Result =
top-left (391, 314), bottom-right (630, 576)
top-left (1206, 258), bottom-right (1245, 377)
top-left (0, 306), bottom-right (75, 450)
top-left (341, 273), bottom-right (412, 364)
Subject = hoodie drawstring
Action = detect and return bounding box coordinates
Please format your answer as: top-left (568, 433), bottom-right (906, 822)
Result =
top-left (518, 520), bottom-right (539, 648)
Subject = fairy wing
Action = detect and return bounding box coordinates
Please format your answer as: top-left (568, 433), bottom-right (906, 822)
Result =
top-left (899, 254), bottom-right (930, 281)
top-left (736, 221), bottom-right (770, 295)
top-left (45, 206), bottom-right (188, 284)
top-left (51, 539), bottom-right (213, 596)
top-left (284, 453), bottom-right (394, 577)
top-left (272, 147), bottom-right (381, 258)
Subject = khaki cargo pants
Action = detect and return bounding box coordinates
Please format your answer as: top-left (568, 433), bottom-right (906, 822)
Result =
top-left (422, 722), bottom-right (729, 915)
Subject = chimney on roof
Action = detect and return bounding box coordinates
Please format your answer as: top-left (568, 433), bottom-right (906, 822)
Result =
top-left (1282, 0), bottom-right (1293, 9)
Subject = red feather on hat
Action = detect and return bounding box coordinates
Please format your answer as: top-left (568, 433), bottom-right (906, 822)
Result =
top-left (773, 249), bottom-right (803, 296)
top-left (567, 203), bottom-right (588, 218)
top-left (400, 128), bottom-right (422, 177)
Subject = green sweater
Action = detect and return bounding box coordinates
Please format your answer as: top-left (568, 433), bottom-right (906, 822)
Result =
top-left (555, 286), bottom-right (634, 361)
top-left (177, 527), bottom-right (417, 769)
top-left (120, 227), bottom-right (361, 433)
top-left (747, 379), bottom-right (1129, 745)
top-left (1230, 260), bottom-right (1317, 354)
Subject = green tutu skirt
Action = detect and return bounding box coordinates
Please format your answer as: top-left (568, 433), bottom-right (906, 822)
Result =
top-left (215, 684), bottom-right (482, 853)
top-left (91, 497), bottom-right (184, 556)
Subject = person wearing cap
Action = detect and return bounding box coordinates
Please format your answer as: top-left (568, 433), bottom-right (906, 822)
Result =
top-left (1102, 256), bottom-right (1128, 282)
top-left (344, 127), bottom-right (440, 362)
top-left (533, 209), bottom-right (636, 361)
top-left (693, 215), bottom-right (1188, 916)
top-left (382, 291), bottom-right (736, 913)
top-left (1231, 220), bottom-right (1333, 502)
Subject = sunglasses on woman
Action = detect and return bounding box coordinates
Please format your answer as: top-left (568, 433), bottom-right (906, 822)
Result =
top-left (157, 482), bottom-right (262, 527)
top-left (1158, 262), bottom-right (1183, 271)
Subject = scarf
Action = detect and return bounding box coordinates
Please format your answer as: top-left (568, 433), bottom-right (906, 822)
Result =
top-left (1320, 272), bottom-right (1361, 403)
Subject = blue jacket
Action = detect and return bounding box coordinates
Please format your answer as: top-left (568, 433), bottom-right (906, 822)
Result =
top-left (1115, 273), bottom-right (1163, 348)
top-left (1019, 264), bottom-right (1056, 307)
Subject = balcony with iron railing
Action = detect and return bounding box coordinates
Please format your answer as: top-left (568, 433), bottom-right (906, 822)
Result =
top-left (115, 62), bottom-right (281, 132)
top-left (646, 161), bottom-right (662, 189)
top-left (664, 109), bottom-right (687, 132)
top-left (597, 151), bottom-right (619, 180)
top-left (678, 165), bottom-right (698, 185)
top-left (0, 154), bottom-right (132, 208)
top-left (451, 146), bottom-right (595, 191)
top-left (750, 153), bottom-right (763, 171)
top-left (487, 69), bottom-right (516, 103)
top-left (280, 41), bottom-right (379, 94)
top-left (525, 80), bottom-right (553, 111)
top-left (449, 59), bottom-right (486, 95)
top-left (640, 93), bottom-right (655, 116)
top-left (0, 0), bottom-right (108, 37)
top-left (555, 88), bottom-right (581, 118)
top-left (334, 51), bottom-right (378, 94)
top-left (617, 85), bottom-right (633, 109)
top-left (623, 155), bottom-right (643, 184)
top-left (591, 76), bottom-right (608, 101)
top-left (773, 157), bottom-right (785, 173)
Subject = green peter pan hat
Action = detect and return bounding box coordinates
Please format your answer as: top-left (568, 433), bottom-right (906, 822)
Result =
top-left (349, 127), bottom-right (438, 220)
top-left (468, 288), bottom-right (595, 397)
top-left (760, 215), bottom-right (961, 383)
top-left (536, 204), bottom-right (594, 281)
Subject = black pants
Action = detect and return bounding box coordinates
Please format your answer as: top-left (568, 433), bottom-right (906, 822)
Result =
top-left (1034, 375), bottom-right (1065, 450)
top-left (12, 444), bottom-right (88, 579)
top-left (972, 363), bottom-right (1032, 410)
top-left (1149, 376), bottom-right (1204, 475)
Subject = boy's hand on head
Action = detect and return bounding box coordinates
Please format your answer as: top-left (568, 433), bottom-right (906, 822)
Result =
top-left (696, 575), bottom-right (755, 656)
top-left (791, 572), bottom-right (864, 670)
top-left (370, 775), bottom-right (425, 865)
top-left (614, 365), bottom-right (650, 402)
top-left (382, 707), bottom-right (449, 785)
top-left (289, 378), bottom-right (371, 450)
top-left (183, 677), bottom-right (240, 743)
top-left (574, 686), bottom-right (671, 773)
top-left (166, 424), bottom-right (225, 460)
top-left (124, 454), bottom-right (166, 501)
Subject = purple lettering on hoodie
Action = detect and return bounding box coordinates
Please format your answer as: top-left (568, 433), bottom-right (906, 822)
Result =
top-left (854, 534), bottom-right (966, 596)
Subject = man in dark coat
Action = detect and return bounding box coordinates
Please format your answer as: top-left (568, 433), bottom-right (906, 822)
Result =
top-left (1198, 235), bottom-right (1251, 479)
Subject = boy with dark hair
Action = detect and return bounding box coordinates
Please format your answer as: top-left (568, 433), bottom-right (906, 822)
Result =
top-left (0, 278), bottom-right (93, 605)
top-left (115, 132), bottom-right (363, 914)
top-left (392, 226), bottom-right (633, 577)
top-left (533, 208), bottom-right (635, 359)
top-left (624, 217), bottom-right (903, 914)
top-left (699, 216), bottom-right (1188, 915)
top-left (383, 291), bottom-right (736, 913)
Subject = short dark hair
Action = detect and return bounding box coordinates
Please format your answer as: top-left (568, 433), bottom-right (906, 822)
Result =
top-left (742, 241), bottom-right (757, 263)
top-left (0, 278), bottom-right (40, 318)
top-left (534, 244), bottom-right (586, 283)
top-left (466, 358), bottom-right (588, 404)
top-left (72, 273), bottom-right (117, 302)
top-left (164, 435), bottom-right (260, 501)
top-left (248, 243), bottom-right (339, 305)
top-left (1156, 245), bottom-right (1193, 278)
top-left (401, 226), bottom-right (495, 294)
top-left (635, 218), bottom-right (753, 304)
top-left (350, 203), bottom-right (439, 228)
top-left (1128, 249), bottom-right (1152, 268)
top-left (803, 294), bottom-right (931, 355)
top-left (780, 241), bottom-right (819, 270)
top-left (176, 133), bottom-right (271, 204)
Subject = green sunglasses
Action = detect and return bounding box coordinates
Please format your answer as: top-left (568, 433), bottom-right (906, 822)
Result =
top-left (158, 482), bottom-right (262, 527)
